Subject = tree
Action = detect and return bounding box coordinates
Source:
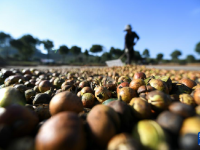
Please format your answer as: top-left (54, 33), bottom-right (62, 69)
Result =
top-left (20, 35), bottom-right (39, 58)
top-left (186, 55), bottom-right (196, 63)
top-left (90, 45), bottom-right (103, 55)
top-left (10, 34), bottom-right (39, 60)
top-left (142, 49), bottom-right (150, 58)
top-left (42, 40), bottom-right (54, 60)
top-left (195, 42), bottom-right (200, 55)
top-left (59, 45), bottom-right (69, 63)
top-left (170, 50), bottom-right (182, 62)
top-left (10, 39), bottom-right (23, 51)
top-left (101, 52), bottom-right (111, 61)
top-left (109, 47), bottom-right (124, 59)
top-left (96, 56), bottom-right (101, 62)
top-left (20, 34), bottom-right (38, 46)
top-left (134, 51), bottom-right (142, 63)
top-left (70, 46), bottom-right (81, 55)
top-left (0, 32), bottom-right (11, 58)
top-left (156, 53), bottom-right (164, 62)
top-left (84, 49), bottom-right (89, 57)
top-left (0, 32), bottom-right (11, 46)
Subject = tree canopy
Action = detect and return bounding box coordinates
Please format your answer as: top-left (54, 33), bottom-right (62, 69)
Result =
top-left (41, 39), bottom-right (54, 60)
top-left (142, 49), bottom-right (150, 58)
top-left (134, 51), bottom-right (142, 63)
top-left (84, 49), bottom-right (89, 56)
top-left (70, 46), bottom-right (81, 55)
top-left (0, 32), bottom-right (11, 47)
top-left (20, 35), bottom-right (38, 46)
top-left (109, 47), bottom-right (124, 58)
top-left (42, 40), bottom-right (54, 51)
top-left (170, 50), bottom-right (182, 60)
top-left (101, 52), bottom-right (112, 61)
top-left (10, 39), bottom-right (23, 50)
top-left (156, 53), bottom-right (163, 61)
top-left (10, 34), bottom-right (39, 59)
top-left (59, 45), bottom-right (69, 62)
top-left (59, 45), bottom-right (69, 55)
top-left (186, 55), bottom-right (196, 63)
top-left (90, 45), bottom-right (103, 53)
top-left (195, 42), bottom-right (200, 55)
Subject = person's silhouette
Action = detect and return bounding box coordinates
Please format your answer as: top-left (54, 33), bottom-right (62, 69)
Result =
top-left (124, 24), bottom-right (140, 65)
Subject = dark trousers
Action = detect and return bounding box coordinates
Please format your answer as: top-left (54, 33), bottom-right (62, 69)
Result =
top-left (125, 48), bottom-right (134, 65)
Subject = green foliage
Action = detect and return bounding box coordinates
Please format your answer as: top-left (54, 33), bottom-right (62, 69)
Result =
top-left (161, 59), bottom-right (170, 63)
top-left (84, 49), bottom-right (89, 56)
top-left (90, 45), bottom-right (103, 53)
top-left (0, 56), bottom-right (6, 66)
top-left (13, 53), bottom-right (21, 60)
top-left (0, 32), bottom-right (11, 46)
top-left (0, 32), bottom-right (12, 58)
top-left (42, 40), bottom-right (54, 50)
top-left (142, 49), bottom-right (150, 58)
top-left (77, 56), bottom-right (83, 62)
top-left (96, 56), bottom-right (101, 62)
top-left (59, 45), bottom-right (69, 55)
top-left (20, 35), bottom-right (39, 59)
top-left (170, 50), bottom-right (182, 61)
top-left (41, 39), bottom-right (54, 60)
top-left (156, 53), bottom-right (163, 61)
top-left (195, 42), bottom-right (200, 55)
top-left (109, 47), bottom-right (115, 58)
top-left (101, 52), bottom-right (111, 61)
top-left (10, 34), bottom-right (39, 60)
top-left (109, 47), bottom-right (124, 59)
top-left (146, 58), bottom-right (157, 64)
top-left (186, 55), bottom-right (196, 63)
top-left (178, 59), bottom-right (187, 65)
top-left (10, 40), bottom-right (23, 50)
top-left (70, 46), bottom-right (81, 55)
top-left (59, 45), bottom-right (69, 63)
top-left (134, 51), bottom-right (142, 63)
top-left (20, 34), bottom-right (38, 46)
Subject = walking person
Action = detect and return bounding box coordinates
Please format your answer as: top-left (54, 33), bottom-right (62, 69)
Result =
top-left (124, 24), bottom-right (140, 65)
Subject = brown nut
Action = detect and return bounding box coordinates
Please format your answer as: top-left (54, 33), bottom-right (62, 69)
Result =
top-left (130, 98), bottom-right (152, 119)
top-left (157, 111), bottom-right (183, 134)
top-left (107, 133), bottom-right (141, 150)
top-left (168, 102), bottom-right (195, 118)
top-left (147, 90), bottom-right (171, 112)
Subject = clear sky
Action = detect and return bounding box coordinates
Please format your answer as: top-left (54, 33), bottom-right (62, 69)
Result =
top-left (0, 0), bottom-right (200, 59)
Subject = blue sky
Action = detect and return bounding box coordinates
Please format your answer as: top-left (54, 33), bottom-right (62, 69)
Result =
top-left (0, 0), bottom-right (200, 59)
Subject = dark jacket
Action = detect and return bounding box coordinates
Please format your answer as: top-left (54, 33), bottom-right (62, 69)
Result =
top-left (125, 31), bottom-right (140, 49)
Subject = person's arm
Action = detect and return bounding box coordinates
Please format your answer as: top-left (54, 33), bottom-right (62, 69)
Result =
top-left (134, 32), bottom-right (140, 43)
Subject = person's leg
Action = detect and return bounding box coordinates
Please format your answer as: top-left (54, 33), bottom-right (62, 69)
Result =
top-left (128, 51), bottom-right (131, 64)
top-left (129, 48), bottom-right (134, 64)
top-left (125, 52), bottom-right (130, 65)
top-left (131, 48), bottom-right (136, 68)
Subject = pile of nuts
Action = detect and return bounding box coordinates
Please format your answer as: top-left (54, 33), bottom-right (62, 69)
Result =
top-left (0, 66), bottom-right (199, 150)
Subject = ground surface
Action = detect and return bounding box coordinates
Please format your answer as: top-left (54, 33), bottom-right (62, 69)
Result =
top-left (145, 65), bottom-right (200, 71)
top-left (2, 65), bottom-right (200, 71)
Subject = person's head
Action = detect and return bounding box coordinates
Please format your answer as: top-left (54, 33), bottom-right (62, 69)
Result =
top-left (124, 24), bottom-right (132, 33)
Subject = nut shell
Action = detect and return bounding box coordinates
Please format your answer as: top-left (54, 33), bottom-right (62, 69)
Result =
top-left (49, 91), bottom-right (83, 115)
top-left (35, 112), bottom-right (86, 150)
top-left (168, 102), bottom-right (195, 118)
top-left (180, 78), bottom-right (197, 89)
top-left (87, 105), bottom-right (120, 148)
